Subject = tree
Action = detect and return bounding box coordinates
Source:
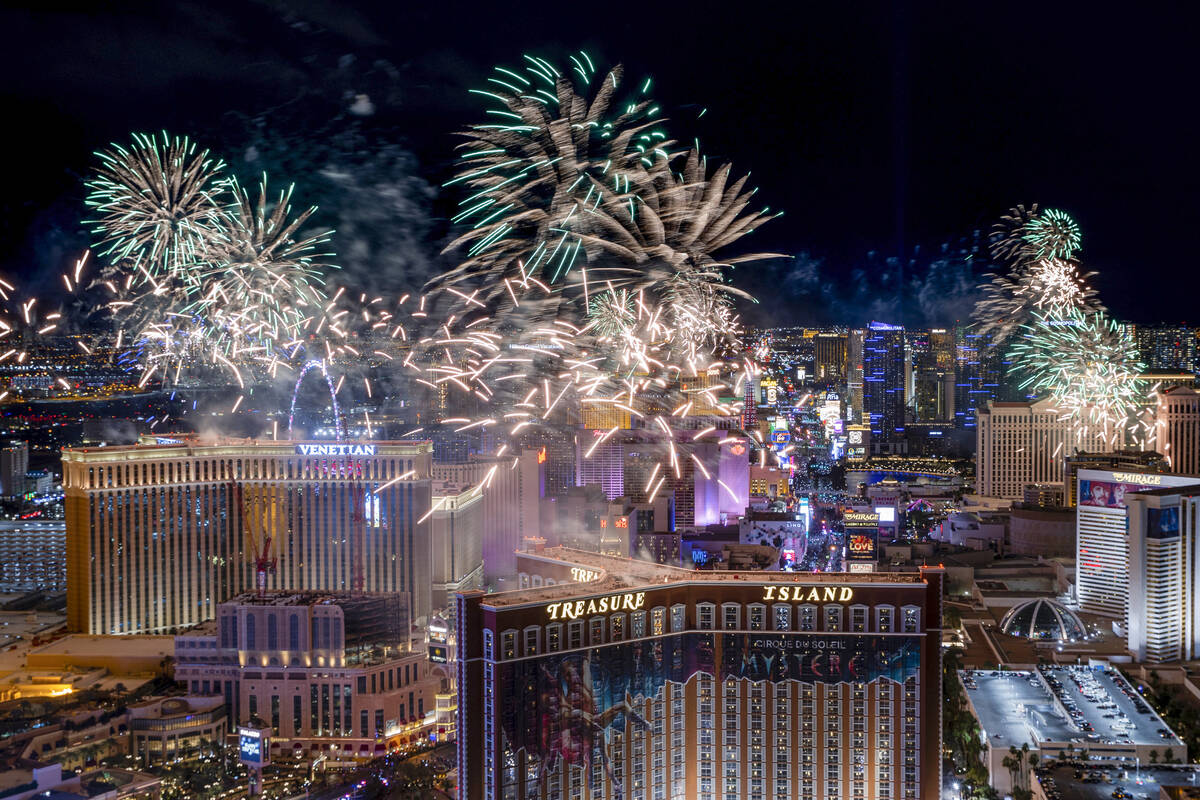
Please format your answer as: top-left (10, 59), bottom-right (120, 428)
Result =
top-left (1149, 749), bottom-right (1159, 764)
top-left (1163, 748), bottom-right (1176, 764)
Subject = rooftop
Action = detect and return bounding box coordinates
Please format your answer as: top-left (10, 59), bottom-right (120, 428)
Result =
top-left (29, 634), bottom-right (173, 658)
top-left (492, 547), bottom-right (934, 607)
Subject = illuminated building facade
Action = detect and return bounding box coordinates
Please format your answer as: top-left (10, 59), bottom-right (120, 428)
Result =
top-left (1134, 324), bottom-right (1196, 372)
top-left (433, 450), bottom-right (540, 586)
top-left (862, 322), bottom-right (906, 446)
top-left (457, 548), bottom-right (944, 800)
top-left (813, 333), bottom-right (847, 384)
top-left (953, 328), bottom-right (1000, 430)
top-left (1155, 386), bottom-right (1200, 476)
top-left (975, 399), bottom-right (1108, 499)
top-left (1126, 487), bottom-right (1200, 662)
top-left (175, 592), bottom-right (438, 761)
top-left (1075, 468), bottom-right (1197, 619)
top-left (63, 436), bottom-right (433, 634)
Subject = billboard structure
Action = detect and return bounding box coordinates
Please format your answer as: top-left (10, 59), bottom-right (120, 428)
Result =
top-left (844, 510), bottom-right (879, 572)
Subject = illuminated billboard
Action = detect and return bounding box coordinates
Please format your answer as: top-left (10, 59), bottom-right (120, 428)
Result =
top-left (238, 726), bottom-right (269, 766)
top-left (847, 531), bottom-right (877, 560)
top-left (1076, 469), bottom-right (1198, 510)
top-left (874, 506), bottom-right (896, 524)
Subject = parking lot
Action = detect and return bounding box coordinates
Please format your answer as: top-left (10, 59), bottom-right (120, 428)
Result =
top-left (961, 669), bottom-right (1076, 748)
top-left (1039, 764), bottom-right (1200, 800)
top-left (1040, 665), bottom-right (1184, 751)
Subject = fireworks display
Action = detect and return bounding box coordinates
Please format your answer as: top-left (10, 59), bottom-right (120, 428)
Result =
top-left (1009, 308), bottom-right (1145, 444)
top-left (85, 132), bottom-right (229, 275)
top-left (438, 52), bottom-right (671, 295)
top-left (80, 133), bottom-right (343, 388)
top-left (974, 205), bottom-right (1102, 342)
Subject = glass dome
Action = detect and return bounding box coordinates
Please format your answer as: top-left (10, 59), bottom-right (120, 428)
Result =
top-left (999, 598), bottom-right (1088, 642)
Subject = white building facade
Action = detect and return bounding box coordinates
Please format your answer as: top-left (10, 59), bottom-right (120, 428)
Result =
top-left (976, 399), bottom-right (1108, 500)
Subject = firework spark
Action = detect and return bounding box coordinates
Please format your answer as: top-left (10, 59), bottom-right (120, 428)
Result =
top-left (86, 132), bottom-right (229, 275)
top-left (1010, 308), bottom-right (1144, 442)
top-left (975, 205), bottom-right (1101, 341)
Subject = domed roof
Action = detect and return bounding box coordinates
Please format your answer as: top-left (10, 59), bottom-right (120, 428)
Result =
top-left (999, 598), bottom-right (1088, 642)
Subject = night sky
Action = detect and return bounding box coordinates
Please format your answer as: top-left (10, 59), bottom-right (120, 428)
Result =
top-left (4, 1), bottom-right (1195, 326)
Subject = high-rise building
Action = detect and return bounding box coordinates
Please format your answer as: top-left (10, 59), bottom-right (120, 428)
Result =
top-left (456, 548), bottom-right (944, 800)
top-left (975, 399), bottom-right (1109, 499)
top-left (1154, 386), bottom-right (1200, 475)
top-left (432, 450), bottom-right (540, 586)
top-left (63, 436), bottom-right (434, 634)
top-left (1127, 484), bottom-right (1200, 662)
top-left (862, 322), bottom-right (906, 446)
top-left (520, 427), bottom-right (576, 497)
top-left (813, 332), bottom-right (847, 384)
top-left (0, 440), bottom-right (29, 498)
top-left (430, 482), bottom-right (485, 612)
top-left (576, 432), bottom-right (626, 501)
top-left (1134, 325), bottom-right (1196, 373)
top-left (953, 328), bottom-right (1001, 429)
top-left (847, 328), bottom-right (865, 424)
top-left (175, 592), bottom-right (439, 758)
top-left (909, 329), bottom-right (955, 423)
top-left (1062, 450), bottom-right (1167, 508)
top-left (1075, 468), bottom-right (1198, 619)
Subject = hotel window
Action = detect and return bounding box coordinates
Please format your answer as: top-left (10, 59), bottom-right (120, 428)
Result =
top-left (824, 605), bottom-right (842, 632)
top-left (799, 604), bottom-right (817, 631)
top-left (523, 627), bottom-right (539, 656)
top-left (850, 605), bottom-right (868, 633)
top-left (871, 605), bottom-right (893, 633)
top-left (246, 614), bottom-right (256, 650)
top-left (901, 606), bottom-right (920, 633)
top-left (547, 623), bottom-right (562, 652)
top-left (483, 630), bottom-right (493, 660)
top-left (748, 604), bottom-right (765, 631)
top-left (589, 617), bottom-right (604, 646)
top-left (632, 610), bottom-right (647, 638)
top-left (651, 607), bottom-right (666, 636)
top-left (722, 604), bottom-right (740, 630)
top-left (671, 604), bottom-right (686, 632)
top-left (698, 603), bottom-right (715, 630)
top-left (568, 621), bottom-right (584, 649)
top-left (773, 603), bottom-right (791, 631)
top-left (610, 613), bottom-right (626, 642)
top-left (501, 630), bottom-right (517, 660)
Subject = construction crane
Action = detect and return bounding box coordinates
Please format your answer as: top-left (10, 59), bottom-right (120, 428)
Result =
top-left (236, 482), bottom-right (283, 596)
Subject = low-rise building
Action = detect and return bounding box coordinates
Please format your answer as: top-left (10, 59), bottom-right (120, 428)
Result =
top-left (174, 592), bottom-right (438, 763)
top-left (129, 695), bottom-right (227, 766)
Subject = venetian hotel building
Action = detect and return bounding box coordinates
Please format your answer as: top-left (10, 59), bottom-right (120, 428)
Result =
top-left (64, 435), bottom-right (433, 635)
top-left (456, 548), bottom-right (944, 800)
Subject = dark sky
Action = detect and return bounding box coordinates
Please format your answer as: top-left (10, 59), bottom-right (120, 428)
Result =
top-left (3, 0), bottom-right (1196, 324)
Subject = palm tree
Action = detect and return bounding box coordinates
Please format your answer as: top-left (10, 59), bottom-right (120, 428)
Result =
top-left (1149, 749), bottom-right (1159, 764)
top-left (1003, 747), bottom-right (1021, 789)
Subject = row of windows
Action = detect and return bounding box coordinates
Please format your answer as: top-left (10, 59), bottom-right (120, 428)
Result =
top-left (495, 603), bottom-right (922, 659)
top-left (80, 456), bottom-right (421, 489)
